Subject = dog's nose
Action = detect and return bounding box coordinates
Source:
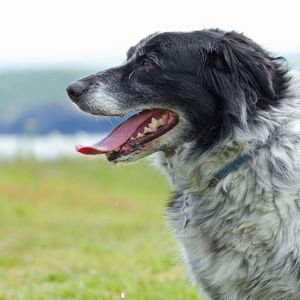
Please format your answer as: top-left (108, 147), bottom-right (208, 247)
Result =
top-left (66, 80), bottom-right (87, 100)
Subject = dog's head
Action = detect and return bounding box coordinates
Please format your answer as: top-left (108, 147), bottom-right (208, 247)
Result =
top-left (66, 29), bottom-right (288, 163)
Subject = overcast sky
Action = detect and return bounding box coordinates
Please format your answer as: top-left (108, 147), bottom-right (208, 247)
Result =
top-left (1, 0), bottom-right (299, 66)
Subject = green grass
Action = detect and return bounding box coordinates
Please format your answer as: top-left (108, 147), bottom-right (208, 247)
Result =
top-left (0, 158), bottom-right (201, 300)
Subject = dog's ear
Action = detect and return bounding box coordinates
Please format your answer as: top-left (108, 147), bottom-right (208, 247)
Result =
top-left (201, 32), bottom-right (278, 129)
top-left (222, 32), bottom-right (276, 98)
top-left (205, 49), bottom-right (230, 71)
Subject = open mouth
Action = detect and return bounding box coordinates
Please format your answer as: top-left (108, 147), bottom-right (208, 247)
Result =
top-left (76, 109), bottom-right (179, 161)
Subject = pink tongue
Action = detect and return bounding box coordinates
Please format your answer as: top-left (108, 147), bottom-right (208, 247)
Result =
top-left (76, 110), bottom-right (158, 155)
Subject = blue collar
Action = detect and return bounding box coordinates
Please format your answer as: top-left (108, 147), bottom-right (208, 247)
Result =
top-left (209, 124), bottom-right (280, 188)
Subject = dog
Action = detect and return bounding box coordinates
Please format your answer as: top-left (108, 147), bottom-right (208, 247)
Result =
top-left (66, 29), bottom-right (300, 299)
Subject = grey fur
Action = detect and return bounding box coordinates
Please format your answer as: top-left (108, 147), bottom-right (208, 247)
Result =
top-left (159, 72), bottom-right (300, 299)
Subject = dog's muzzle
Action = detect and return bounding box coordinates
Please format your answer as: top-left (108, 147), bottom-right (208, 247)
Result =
top-left (66, 80), bottom-right (88, 102)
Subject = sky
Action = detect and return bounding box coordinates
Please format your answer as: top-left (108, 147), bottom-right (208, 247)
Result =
top-left (1, 0), bottom-right (300, 66)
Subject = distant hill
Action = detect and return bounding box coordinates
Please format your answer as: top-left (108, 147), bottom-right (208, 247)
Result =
top-left (0, 55), bottom-right (299, 134)
top-left (0, 68), bottom-right (117, 134)
top-left (0, 102), bottom-right (126, 134)
top-left (0, 69), bottom-right (92, 115)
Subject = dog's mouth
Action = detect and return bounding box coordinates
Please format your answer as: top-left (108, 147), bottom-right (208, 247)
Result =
top-left (76, 109), bottom-right (179, 161)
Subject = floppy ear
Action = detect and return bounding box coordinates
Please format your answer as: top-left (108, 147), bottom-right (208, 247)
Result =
top-left (222, 32), bottom-right (276, 99)
top-left (201, 32), bottom-right (278, 129)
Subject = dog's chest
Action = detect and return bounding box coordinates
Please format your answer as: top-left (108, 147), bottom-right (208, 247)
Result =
top-left (166, 189), bottom-right (276, 299)
top-left (166, 191), bottom-right (246, 289)
top-left (157, 150), bottom-right (300, 299)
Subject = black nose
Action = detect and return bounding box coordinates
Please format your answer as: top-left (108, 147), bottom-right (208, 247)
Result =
top-left (66, 80), bottom-right (87, 100)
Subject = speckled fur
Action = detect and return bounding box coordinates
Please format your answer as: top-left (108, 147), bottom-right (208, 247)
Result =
top-left (157, 72), bottom-right (300, 299)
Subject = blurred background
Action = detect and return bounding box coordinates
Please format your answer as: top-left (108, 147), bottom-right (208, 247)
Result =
top-left (0, 0), bottom-right (299, 299)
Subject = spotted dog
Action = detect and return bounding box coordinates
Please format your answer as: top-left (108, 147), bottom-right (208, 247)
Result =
top-left (67, 29), bottom-right (300, 300)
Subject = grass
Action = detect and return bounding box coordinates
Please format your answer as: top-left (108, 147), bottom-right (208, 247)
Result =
top-left (0, 158), bottom-right (201, 300)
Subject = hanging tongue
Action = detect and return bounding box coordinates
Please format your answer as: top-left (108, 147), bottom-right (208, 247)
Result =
top-left (76, 110), bottom-right (162, 155)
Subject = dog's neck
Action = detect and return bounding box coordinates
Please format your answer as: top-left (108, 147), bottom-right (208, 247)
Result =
top-left (155, 140), bottom-right (246, 194)
top-left (155, 120), bottom-right (282, 196)
top-left (154, 72), bottom-right (300, 197)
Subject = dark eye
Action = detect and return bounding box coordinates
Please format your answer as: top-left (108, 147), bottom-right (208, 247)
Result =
top-left (128, 58), bottom-right (157, 81)
top-left (142, 59), bottom-right (155, 72)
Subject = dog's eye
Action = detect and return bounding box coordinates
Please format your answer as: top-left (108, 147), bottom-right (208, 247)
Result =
top-left (142, 59), bottom-right (155, 72)
top-left (129, 59), bottom-right (156, 81)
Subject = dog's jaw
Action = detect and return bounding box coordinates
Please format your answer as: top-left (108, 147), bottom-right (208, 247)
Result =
top-left (108, 116), bottom-right (187, 164)
top-left (107, 124), bottom-right (184, 164)
top-left (71, 76), bottom-right (192, 164)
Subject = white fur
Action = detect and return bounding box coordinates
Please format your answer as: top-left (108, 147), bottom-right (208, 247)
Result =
top-left (90, 83), bottom-right (122, 115)
top-left (154, 71), bottom-right (300, 299)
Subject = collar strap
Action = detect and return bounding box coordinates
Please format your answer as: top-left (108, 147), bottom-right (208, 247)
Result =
top-left (209, 124), bottom-right (280, 188)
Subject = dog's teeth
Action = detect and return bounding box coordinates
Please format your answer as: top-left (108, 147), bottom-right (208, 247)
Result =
top-left (143, 127), bottom-right (152, 134)
top-left (136, 132), bottom-right (144, 138)
top-left (162, 113), bottom-right (168, 121)
top-left (148, 115), bottom-right (167, 129)
top-left (149, 117), bottom-right (159, 129)
top-left (157, 118), bottom-right (164, 126)
top-left (130, 137), bottom-right (135, 141)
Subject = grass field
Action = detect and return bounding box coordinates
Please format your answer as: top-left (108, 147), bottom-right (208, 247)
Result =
top-left (0, 158), bottom-right (201, 300)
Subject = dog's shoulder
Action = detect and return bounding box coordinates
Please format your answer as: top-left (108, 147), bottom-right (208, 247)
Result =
top-left (155, 70), bottom-right (300, 299)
